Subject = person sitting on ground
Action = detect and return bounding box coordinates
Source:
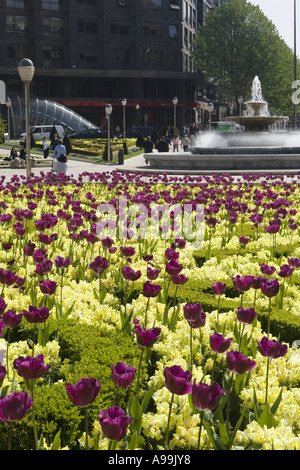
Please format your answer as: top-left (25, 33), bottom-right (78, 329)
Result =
top-left (19, 147), bottom-right (27, 161)
top-left (5, 147), bottom-right (18, 161)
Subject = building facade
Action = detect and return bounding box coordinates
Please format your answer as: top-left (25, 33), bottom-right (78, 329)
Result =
top-left (0, 0), bottom-right (229, 135)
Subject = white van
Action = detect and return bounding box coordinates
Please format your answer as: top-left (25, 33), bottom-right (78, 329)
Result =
top-left (20, 125), bottom-right (64, 141)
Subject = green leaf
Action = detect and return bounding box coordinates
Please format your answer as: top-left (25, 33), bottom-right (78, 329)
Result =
top-left (271, 387), bottom-right (283, 416)
top-left (141, 383), bottom-right (154, 414)
top-left (202, 419), bottom-right (227, 450)
top-left (258, 404), bottom-right (277, 429)
top-left (50, 430), bottom-right (61, 450)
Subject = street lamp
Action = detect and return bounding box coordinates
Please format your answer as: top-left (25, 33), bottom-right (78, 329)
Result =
top-left (18, 58), bottom-right (34, 177)
top-left (238, 96), bottom-right (243, 117)
top-left (5, 98), bottom-right (11, 141)
top-left (206, 102), bottom-right (214, 131)
top-left (173, 97), bottom-right (178, 135)
top-left (121, 98), bottom-right (127, 140)
top-left (105, 103), bottom-right (113, 162)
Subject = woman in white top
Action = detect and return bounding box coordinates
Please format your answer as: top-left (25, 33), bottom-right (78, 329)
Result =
top-left (43, 137), bottom-right (50, 158)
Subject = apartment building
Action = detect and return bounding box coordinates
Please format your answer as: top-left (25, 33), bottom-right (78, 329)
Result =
top-left (0, 0), bottom-right (229, 134)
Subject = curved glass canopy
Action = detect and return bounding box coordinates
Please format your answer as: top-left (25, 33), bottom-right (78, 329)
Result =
top-left (8, 93), bottom-right (97, 138)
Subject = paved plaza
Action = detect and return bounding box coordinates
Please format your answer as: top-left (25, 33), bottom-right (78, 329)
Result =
top-left (1, 145), bottom-right (300, 179)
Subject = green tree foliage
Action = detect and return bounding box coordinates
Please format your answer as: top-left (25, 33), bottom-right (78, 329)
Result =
top-left (192, 0), bottom-right (300, 117)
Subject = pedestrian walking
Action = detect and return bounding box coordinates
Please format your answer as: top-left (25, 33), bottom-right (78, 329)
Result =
top-left (43, 137), bottom-right (50, 159)
top-left (172, 135), bottom-right (180, 152)
top-left (182, 135), bottom-right (190, 152)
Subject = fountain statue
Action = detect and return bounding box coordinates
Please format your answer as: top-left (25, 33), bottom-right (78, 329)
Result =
top-left (226, 76), bottom-right (288, 131)
top-left (143, 76), bottom-right (300, 171)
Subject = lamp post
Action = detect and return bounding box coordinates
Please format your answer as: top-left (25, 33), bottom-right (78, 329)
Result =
top-left (5, 98), bottom-right (11, 141)
top-left (105, 103), bottom-right (112, 162)
top-left (294, 0), bottom-right (297, 129)
top-left (18, 58), bottom-right (34, 177)
top-left (173, 97), bottom-right (178, 135)
top-left (206, 102), bottom-right (214, 131)
top-left (121, 98), bottom-right (127, 140)
top-left (238, 96), bottom-right (243, 117)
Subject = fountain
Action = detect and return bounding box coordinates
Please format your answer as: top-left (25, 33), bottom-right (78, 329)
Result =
top-left (144, 76), bottom-right (300, 171)
top-left (226, 76), bottom-right (289, 131)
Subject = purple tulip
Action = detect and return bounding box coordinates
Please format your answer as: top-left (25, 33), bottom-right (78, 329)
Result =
top-left (99, 406), bottom-right (132, 441)
top-left (236, 307), bottom-right (257, 324)
top-left (33, 249), bottom-right (47, 264)
top-left (239, 236), bottom-right (250, 245)
top-left (101, 237), bottom-right (114, 248)
top-left (22, 305), bottom-right (50, 324)
top-left (13, 354), bottom-right (50, 380)
top-left (0, 392), bottom-right (34, 422)
top-left (2, 310), bottom-right (22, 329)
top-left (35, 260), bottom-right (53, 276)
top-left (134, 324), bottom-right (161, 348)
top-left (260, 278), bottom-right (280, 298)
top-left (65, 377), bottom-right (101, 408)
top-left (226, 351), bottom-right (256, 375)
top-left (171, 274), bottom-right (188, 286)
top-left (212, 282), bottom-right (226, 296)
top-left (13, 223), bottom-right (26, 237)
top-left (164, 248), bottom-right (179, 261)
top-left (89, 256), bottom-right (109, 276)
top-left (111, 362), bottom-right (136, 388)
top-left (183, 303), bottom-right (206, 328)
top-left (120, 246), bottom-right (135, 258)
top-left (146, 267), bottom-right (160, 281)
top-left (39, 280), bottom-right (57, 295)
top-left (164, 365), bottom-right (192, 395)
top-left (192, 381), bottom-right (224, 411)
top-left (0, 365), bottom-right (7, 384)
top-left (210, 332), bottom-right (233, 353)
top-left (260, 264), bottom-right (276, 276)
top-left (54, 256), bottom-right (72, 269)
top-left (0, 269), bottom-right (17, 287)
top-left (232, 275), bottom-right (254, 292)
top-left (23, 241), bottom-right (36, 257)
top-left (143, 281), bottom-right (162, 298)
top-left (257, 337), bottom-right (288, 359)
top-left (165, 260), bottom-right (183, 276)
top-left (0, 297), bottom-right (7, 315)
top-left (265, 223), bottom-right (280, 234)
top-left (251, 276), bottom-right (263, 290)
top-left (121, 266), bottom-right (141, 282)
top-left (2, 243), bottom-right (12, 251)
top-left (278, 264), bottom-right (294, 278)
top-left (288, 258), bottom-right (300, 268)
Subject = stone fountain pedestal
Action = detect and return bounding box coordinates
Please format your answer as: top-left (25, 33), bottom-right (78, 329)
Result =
top-left (144, 146), bottom-right (300, 171)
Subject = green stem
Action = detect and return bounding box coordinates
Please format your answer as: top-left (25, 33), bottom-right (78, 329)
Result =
top-left (226, 372), bottom-right (234, 433)
top-left (189, 325), bottom-right (193, 375)
top-left (267, 297), bottom-right (271, 337)
top-left (6, 329), bottom-right (10, 381)
top-left (84, 407), bottom-right (89, 449)
top-left (197, 411), bottom-right (204, 450)
top-left (136, 347), bottom-right (144, 396)
top-left (165, 393), bottom-right (174, 449)
top-left (265, 357), bottom-right (270, 406)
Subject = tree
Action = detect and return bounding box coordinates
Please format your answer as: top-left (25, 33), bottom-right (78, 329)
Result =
top-left (192, 0), bottom-right (300, 117)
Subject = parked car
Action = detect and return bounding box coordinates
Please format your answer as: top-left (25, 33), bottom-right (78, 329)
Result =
top-left (20, 125), bottom-right (64, 141)
top-left (119, 126), bottom-right (154, 139)
top-left (68, 127), bottom-right (106, 139)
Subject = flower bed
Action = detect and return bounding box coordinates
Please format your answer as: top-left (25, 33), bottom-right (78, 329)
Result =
top-left (1, 170), bottom-right (300, 450)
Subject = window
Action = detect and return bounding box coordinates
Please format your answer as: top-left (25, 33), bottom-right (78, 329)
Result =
top-left (118, 0), bottom-right (131, 6)
top-left (78, 48), bottom-right (98, 68)
top-left (6, 0), bottom-right (26, 7)
top-left (77, 0), bottom-right (96, 8)
top-left (42, 17), bottom-right (64, 38)
top-left (170, 1), bottom-right (180, 10)
top-left (169, 24), bottom-right (178, 38)
top-left (143, 0), bottom-right (162, 9)
top-left (43, 46), bottom-right (64, 67)
top-left (6, 15), bottom-right (28, 34)
top-left (143, 23), bottom-right (162, 38)
top-left (77, 19), bottom-right (97, 34)
top-left (111, 23), bottom-right (130, 35)
top-left (42, 0), bottom-right (62, 10)
top-left (7, 44), bottom-right (29, 61)
top-left (111, 48), bottom-right (131, 67)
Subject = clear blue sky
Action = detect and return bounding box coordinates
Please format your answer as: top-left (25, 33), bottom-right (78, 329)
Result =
top-left (248, 0), bottom-right (299, 54)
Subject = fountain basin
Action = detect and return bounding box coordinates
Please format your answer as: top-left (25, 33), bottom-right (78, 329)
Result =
top-left (144, 150), bottom-right (300, 171)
